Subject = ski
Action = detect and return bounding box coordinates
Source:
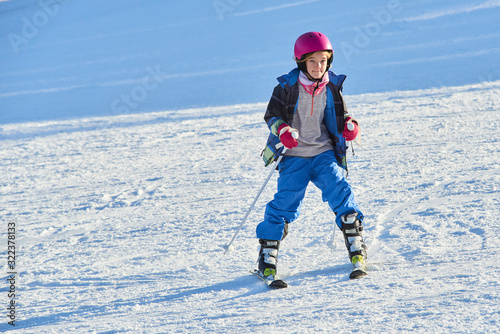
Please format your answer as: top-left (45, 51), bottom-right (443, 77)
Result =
top-left (250, 269), bottom-right (288, 289)
top-left (349, 268), bottom-right (368, 279)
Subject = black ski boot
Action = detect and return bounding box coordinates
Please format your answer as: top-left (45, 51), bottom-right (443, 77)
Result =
top-left (341, 213), bottom-right (368, 279)
top-left (257, 239), bottom-right (280, 279)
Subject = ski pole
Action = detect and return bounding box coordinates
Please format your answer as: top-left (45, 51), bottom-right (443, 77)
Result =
top-left (223, 148), bottom-right (286, 253)
top-left (224, 131), bottom-right (298, 253)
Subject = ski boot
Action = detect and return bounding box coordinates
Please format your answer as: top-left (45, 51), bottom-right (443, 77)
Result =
top-left (257, 239), bottom-right (280, 280)
top-left (341, 213), bottom-right (368, 279)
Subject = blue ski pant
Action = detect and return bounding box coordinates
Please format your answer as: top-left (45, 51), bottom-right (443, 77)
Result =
top-left (256, 150), bottom-right (363, 241)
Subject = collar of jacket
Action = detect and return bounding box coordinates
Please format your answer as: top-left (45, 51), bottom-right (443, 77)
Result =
top-left (298, 70), bottom-right (329, 96)
top-left (277, 68), bottom-right (347, 92)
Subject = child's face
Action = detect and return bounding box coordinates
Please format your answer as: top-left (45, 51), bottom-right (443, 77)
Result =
top-left (305, 51), bottom-right (330, 80)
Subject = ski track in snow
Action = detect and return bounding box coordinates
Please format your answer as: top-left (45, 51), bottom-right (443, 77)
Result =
top-left (396, 0), bottom-right (500, 22)
top-left (233, 0), bottom-right (321, 17)
top-left (0, 81), bottom-right (499, 333)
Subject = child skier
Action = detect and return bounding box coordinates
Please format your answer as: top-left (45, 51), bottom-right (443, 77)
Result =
top-left (257, 32), bottom-right (367, 281)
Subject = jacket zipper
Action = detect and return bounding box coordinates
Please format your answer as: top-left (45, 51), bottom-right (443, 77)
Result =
top-left (311, 82), bottom-right (319, 116)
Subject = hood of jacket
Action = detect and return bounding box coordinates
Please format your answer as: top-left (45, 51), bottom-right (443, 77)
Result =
top-left (277, 68), bottom-right (347, 91)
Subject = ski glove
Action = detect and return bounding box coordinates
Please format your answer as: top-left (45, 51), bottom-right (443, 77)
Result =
top-left (278, 124), bottom-right (299, 149)
top-left (343, 117), bottom-right (359, 141)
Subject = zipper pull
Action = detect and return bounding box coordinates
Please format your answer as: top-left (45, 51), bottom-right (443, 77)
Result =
top-left (311, 81), bottom-right (319, 116)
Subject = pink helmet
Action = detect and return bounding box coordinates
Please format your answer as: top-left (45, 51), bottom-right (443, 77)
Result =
top-left (294, 32), bottom-right (333, 60)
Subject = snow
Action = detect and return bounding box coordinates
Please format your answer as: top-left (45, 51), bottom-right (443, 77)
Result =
top-left (0, 0), bottom-right (499, 333)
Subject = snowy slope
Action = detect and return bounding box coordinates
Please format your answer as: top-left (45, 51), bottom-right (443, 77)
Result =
top-left (1, 81), bottom-right (499, 333)
top-left (1, 0), bottom-right (500, 333)
top-left (1, 0), bottom-right (500, 123)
